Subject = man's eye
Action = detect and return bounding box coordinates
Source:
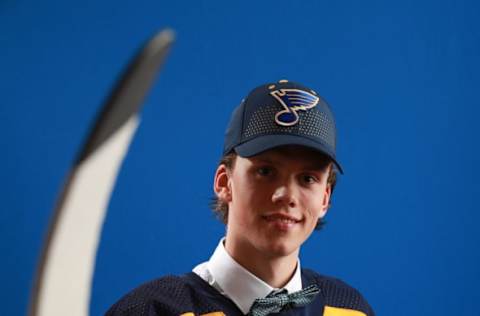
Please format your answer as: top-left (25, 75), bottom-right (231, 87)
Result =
top-left (257, 167), bottom-right (273, 176)
top-left (302, 174), bottom-right (318, 184)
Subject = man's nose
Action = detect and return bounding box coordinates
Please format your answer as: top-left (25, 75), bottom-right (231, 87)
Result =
top-left (272, 183), bottom-right (298, 208)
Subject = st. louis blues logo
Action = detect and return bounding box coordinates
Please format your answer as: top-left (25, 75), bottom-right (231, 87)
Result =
top-left (270, 89), bottom-right (319, 126)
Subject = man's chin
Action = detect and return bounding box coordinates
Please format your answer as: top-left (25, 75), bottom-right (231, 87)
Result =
top-left (260, 240), bottom-right (300, 259)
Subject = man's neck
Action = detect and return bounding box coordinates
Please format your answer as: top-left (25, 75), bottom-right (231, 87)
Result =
top-left (224, 238), bottom-right (299, 288)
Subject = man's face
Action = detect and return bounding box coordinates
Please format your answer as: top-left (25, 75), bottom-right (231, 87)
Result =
top-left (215, 145), bottom-right (332, 260)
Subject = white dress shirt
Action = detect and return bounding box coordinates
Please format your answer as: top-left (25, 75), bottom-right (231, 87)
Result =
top-left (192, 238), bottom-right (303, 314)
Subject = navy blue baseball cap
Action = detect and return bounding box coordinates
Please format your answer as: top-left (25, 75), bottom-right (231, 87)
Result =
top-left (223, 79), bottom-right (343, 173)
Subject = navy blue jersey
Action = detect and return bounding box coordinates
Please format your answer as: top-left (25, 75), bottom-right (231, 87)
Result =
top-left (106, 269), bottom-right (374, 316)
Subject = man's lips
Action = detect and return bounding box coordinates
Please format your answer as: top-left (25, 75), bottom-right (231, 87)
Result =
top-left (262, 213), bottom-right (302, 223)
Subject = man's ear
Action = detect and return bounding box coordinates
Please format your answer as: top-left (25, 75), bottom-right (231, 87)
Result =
top-left (318, 184), bottom-right (331, 219)
top-left (214, 164), bottom-right (232, 203)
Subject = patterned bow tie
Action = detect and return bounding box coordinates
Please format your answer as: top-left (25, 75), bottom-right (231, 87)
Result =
top-left (247, 284), bottom-right (320, 316)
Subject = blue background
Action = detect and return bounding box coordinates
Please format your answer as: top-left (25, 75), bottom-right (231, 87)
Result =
top-left (2, 0), bottom-right (479, 315)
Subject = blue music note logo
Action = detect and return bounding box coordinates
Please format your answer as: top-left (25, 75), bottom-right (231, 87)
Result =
top-left (270, 89), bottom-right (320, 126)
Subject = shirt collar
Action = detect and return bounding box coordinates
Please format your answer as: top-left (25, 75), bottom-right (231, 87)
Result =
top-left (207, 238), bottom-right (302, 314)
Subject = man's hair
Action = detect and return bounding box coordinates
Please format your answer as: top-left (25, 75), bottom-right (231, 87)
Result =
top-left (210, 151), bottom-right (337, 230)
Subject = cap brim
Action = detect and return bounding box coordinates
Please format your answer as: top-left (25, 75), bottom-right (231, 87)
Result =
top-left (234, 134), bottom-right (343, 174)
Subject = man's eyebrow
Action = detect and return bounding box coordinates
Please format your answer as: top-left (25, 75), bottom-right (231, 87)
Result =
top-left (303, 161), bottom-right (331, 171)
top-left (251, 157), bottom-right (274, 164)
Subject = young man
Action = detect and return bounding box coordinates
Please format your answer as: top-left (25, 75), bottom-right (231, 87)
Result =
top-left (107, 80), bottom-right (374, 316)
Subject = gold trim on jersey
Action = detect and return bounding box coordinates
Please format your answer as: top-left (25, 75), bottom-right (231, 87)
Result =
top-left (180, 312), bottom-right (225, 316)
top-left (180, 306), bottom-right (366, 316)
top-left (323, 305), bottom-right (367, 316)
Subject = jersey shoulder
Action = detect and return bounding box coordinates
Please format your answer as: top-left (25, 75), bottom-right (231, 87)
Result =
top-left (303, 268), bottom-right (375, 316)
top-left (105, 275), bottom-right (194, 316)
top-left (105, 274), bottom-right (236, 316)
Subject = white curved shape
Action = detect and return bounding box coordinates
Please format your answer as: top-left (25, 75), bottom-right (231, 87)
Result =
top-left (35, 116), bottom-right (139, 316)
